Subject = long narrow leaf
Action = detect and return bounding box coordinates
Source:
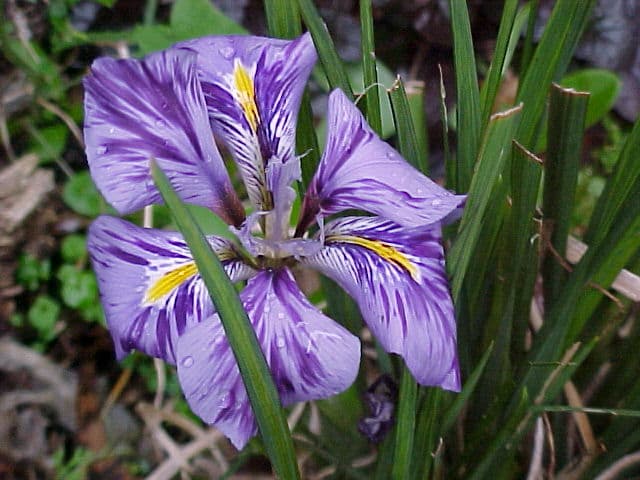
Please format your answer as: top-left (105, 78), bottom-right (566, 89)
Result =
top-left (448, 104), bottom-right (523, 301)
top-left (441, 342), bottom-right (494, 435)
top-left (412, 388), bottom-right (443, 480)
top-left (151, 162), bottom-right (300, 480)
top-left (479, 0), bottom-right (519, 126)
top-left (264, 0), bottom-right (300, 39)
top-left (388, 77), bottom-right (425, 172)
top-left (359, 0), bottom-right (382, 135)
top-left (391, 366), bottom-right (417, 480)
top-left (542, 83), bottom-right (589, 306)
top-left (298, 0), bottom-right (353, 98)
top-left (449, 0), bottom-right (482, 192)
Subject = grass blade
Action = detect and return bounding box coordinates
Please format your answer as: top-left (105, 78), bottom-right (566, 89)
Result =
top-left (151, 162), bottom-right (299, 480)
top-left (264, 0), bottom-right (301, 39)
top-left (448, 0), bottom-right (482, 192)
top-left (448, 104), bottom-right (523, 301)
top-left (586, 117), bottom-right (640, 244)
top-left (412, 388), bottom-right (443, 480)
top-left (298, 0), bottom-right (353, 98)
top-left (441, 342), bottom-right (494, 435)
top-left (390, 366), bottom-right (417, 480)
top-left (388, 77), bottom-right (425, 172)
top-left (479, 0), bottom-right (519, 126)
top-left (406, 81), bottom-right (429, 168)
top-left (542, 83), bottom-right (589, 307)
top-left (359, 0), bottom-right (382, 135)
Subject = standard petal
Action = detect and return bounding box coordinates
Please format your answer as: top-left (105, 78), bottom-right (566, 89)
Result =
top-left (87, 216), bottom-right (255, 364)
top-left (177, 33), bottom-right (316, 217)
top-left (176, 268), bottom-right (360, 449)
top-left (301, 216), bottom-right (460, 391)
top-left (84, 49), bottom-right (244, 225)
top-left (298, 89), bottom-right (466, 232)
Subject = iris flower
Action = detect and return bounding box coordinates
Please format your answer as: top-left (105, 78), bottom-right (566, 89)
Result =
top-left (84, 33), bottom-right (466, 449)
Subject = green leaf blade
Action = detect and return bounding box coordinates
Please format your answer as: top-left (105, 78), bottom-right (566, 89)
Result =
top-left (151, 162), bottom-right (300, 480)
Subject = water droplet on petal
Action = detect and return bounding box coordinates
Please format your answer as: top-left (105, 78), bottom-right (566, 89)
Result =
top-left (108, 127), bottom-right (115, 134)
top-left (219, 394), bottom-right (231, 408)
top-left (155, 119), bottom-right (166, 128)
top-left (96, 145), bottom-right (107, 155)
top-left (181, 356), bottom-right (194, 368)
top-left (431, 198), bottom-right (442, 206)
top-left (276, 336), bottom-right (286, 349)
top-left (386, 151), bottom-right (394, 159)
top-left (277, 312), bottom-right (285, 320)
top-left (219, 46), bottom-right (235, 59)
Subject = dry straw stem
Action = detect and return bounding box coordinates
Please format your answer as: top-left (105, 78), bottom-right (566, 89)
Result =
top-left (594, 450), bottom-right (640, 480)
top-left (566, 235), bottom-right (640, 302)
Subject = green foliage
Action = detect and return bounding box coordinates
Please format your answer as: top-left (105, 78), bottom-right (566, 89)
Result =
top-left (128, 0), bottom-right (245, 55)
top-left (53, 446), bottom-right (99, 480)
top-left (28, 124), bottom-right (69, 164)
top-left (16, 254), bottom-right (52, 291)
top-left (4, 0), bottom-right (640, 477)
top-left (60, 234), bottom-right (87, 264)
top-left (561, 68), bottom-right (621, 128)
top-left (27, 295), bottom-right (61, 345)
top-left (57, 265), bottom-right (97, 310)
top-left (62, 171), bottom-right (103, 217)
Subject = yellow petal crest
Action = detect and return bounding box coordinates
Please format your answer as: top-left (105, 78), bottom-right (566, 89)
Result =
top-left (327, 235), bottom-right (420, 282)
top-left (233, 60), bottom-right (260, 132)
top-left (145, 262), bottom-right (199, 304)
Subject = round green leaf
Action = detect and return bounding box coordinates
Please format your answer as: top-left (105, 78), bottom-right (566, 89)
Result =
top-left (561, 69), bottom-right (621, 128)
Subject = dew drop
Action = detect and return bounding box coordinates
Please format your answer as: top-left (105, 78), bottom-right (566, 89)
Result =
top-left (385, 151), bottom-right (394, 159)
top-left (277, 312), bottom-right (285, 320)
top-left (155, 119), bottom-right (166, 128)
top-left (263, 305), bottom-right (271, 313)
top-left (219, 46), bottom-right (235, 59)
top-left (276, 336), bottom-right (286, 349)
top-left (108, 127), bottom-right (115, 134)
top-left (431, 198), bottom-right (442, 206)
top-left (181, 356), bottom-right (194, 368)
top-left (96, 145), bottom-right (107, 155)
top-left (219, 394), bottom-right (231, 408)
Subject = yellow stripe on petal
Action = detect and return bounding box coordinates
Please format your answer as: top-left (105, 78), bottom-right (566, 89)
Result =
top-left (233, 60), bottom-right (260, 132)
top-left (145, 262), bottom-right (198, 304)
top-left (327, 235), bottom-right (420, 282)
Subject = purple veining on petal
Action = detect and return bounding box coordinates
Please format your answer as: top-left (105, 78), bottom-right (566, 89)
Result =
top-left (298, 89), bottom-right (466, 232)
top-left (87, 215), bottom-right (256, 364)
top-left (176, 268), bottom-right (360, 449)
top-left (176, 33), bottom-right (316, 213)
top-left (302, 216), bottom-right (460, 391)
top-left (83, 49), bottom-right (244, 225)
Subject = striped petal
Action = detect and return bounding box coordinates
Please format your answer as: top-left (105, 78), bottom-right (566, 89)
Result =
top-left (87, 216), bottom-right (255, 364)
top-left (177, 33), bottom-right (316, 230)
top-left (176, 268), bottom-right (360, 449)
top-left (302, 216), bottom-right (460, 391)
top-left (298, 89), bottom-right (466, 232)
top-left (84, 49), bottom-right (244, 225)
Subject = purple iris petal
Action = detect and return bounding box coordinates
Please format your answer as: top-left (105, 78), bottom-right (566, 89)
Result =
top-left (176, 33), bottom-right (316, 216)
top-left (87, 216), bottom-right (255, 364)
top-left (176, 268), bottom-right (360, 449)
top-left (299, 89), bottom-right (466, 232)
top-left (84, 49), bottom-right (244, 225)
top-left (233, 212), bottom-right (322, 259)
top-left (302, 216), bottom-right (460, 391)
